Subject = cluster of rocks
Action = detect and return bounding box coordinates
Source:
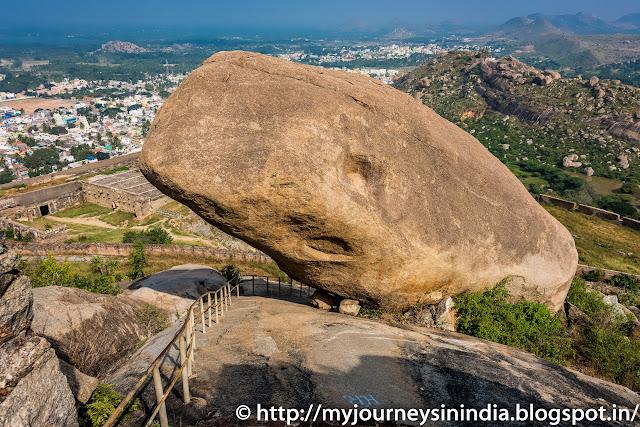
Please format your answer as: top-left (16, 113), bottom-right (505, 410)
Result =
top-left (0, 242), bottom-right (78, 426)
top-left (562, 153), bottom-right (583, 168)
top-left (309, 289), bottom-right (361, 316)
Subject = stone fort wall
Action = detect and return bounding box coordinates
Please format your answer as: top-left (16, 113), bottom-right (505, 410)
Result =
top-left (7, 241), bottom-right (272, 263)
top-left (0, 152), bottom-right (141, 190)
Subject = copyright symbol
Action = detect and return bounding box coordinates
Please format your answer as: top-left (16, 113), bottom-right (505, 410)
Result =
top-left (236, 405), bottom-right (251, 420)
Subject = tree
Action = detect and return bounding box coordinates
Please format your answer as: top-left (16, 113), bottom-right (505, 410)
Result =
top-left (0, 167), bottom-right (14, 184)
top-left (128, 241), bottom-right (147, 279)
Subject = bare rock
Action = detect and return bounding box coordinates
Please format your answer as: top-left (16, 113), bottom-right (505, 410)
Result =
top-left (543, 69), bottom-right (561, 80)
top-left (0, 276), bottom-right (32, 345)
top-left (338, 299), bottom-right (361, 316)
top-left (565, 302), bottom-right (590, 330)
top-left (0, 337), bottom-right (77, 427)
top-left (31, 286), bottom-right (149, 377)
top-left (418, 77), bottom-right (431, 88)
top-left (58, 359), bottom-right (99, 404)
top-left (617, 154), bottom-right (630, 169)
top-left (309, 289), bottom-right (339, 310)
top-left (432, 296), bottom-right (456, 331)
top-left (141, 51), bottom-right (578, 311)
top-left (584, 166), bottom-right (594, 176)
top-left (589, 76), bottom-right (599, 87)
top-left (562, 154), bottom-right (582, 168)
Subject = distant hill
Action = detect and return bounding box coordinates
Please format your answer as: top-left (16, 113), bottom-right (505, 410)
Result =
top-left (493, 12), bottom-right (640, 36)
top-left (615, 13), bottom-right (640, 30)
top-left (393, 51), bottom-right (640, 185)
top-left (98, 41), bottom-right (149, 54)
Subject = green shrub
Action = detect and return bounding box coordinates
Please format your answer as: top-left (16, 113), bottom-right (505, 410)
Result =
top-left (21, 254), bottom-right (122, 295)
top-left (220, 263), bottom-right (240, 281)
top-left (359, 307), bottom-right (382, 319)
top-left (566, 277), bottom-right (608, 319)
top-left (582, 269), bottom-right (604, 282)
top-left (122, 226), bottom-right (172, 244)
top-left (78, 383), bottom-right (140, 427)
top-left (128, 241), bottom-right (147, 279)
top-left (454, 281), bottom-right (573, 364)
top-left (606, 274), bottom-right (640, 292)
top-left (4, 229), bottom-right (14, 239)
top-left (566, 277), bottom-right (640, 390)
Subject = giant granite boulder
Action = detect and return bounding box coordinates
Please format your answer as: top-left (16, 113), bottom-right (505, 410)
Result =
top-left (140, 51), bottom-right (578, 311)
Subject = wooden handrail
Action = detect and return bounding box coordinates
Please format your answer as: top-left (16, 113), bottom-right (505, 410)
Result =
top-left (103, 276), bottom-right (240, 427)
top-left (103, 274), bottom-right (312, 427)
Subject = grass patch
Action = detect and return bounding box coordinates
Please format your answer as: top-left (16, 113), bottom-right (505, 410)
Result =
top-left (136, 214), bottom-right (163, 227)
top-left (98, 166), bottom-right (129, 175)
top-left (543, 204), bottom-right (640, 274)
top-left (78, 383), bottom-right (140, 427)
top-left (53, 202), bottom-right (113, 218)
top-left (101, 210), bottom-right (135, 227)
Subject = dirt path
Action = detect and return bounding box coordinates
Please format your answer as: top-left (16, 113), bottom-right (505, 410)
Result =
top-left (47, 215), bottom-right (119, 229)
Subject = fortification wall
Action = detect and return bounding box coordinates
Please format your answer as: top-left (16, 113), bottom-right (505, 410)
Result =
top-left (6, 241), bottom-right (272, 263)
top-left (576, 204), bottom-right (621, 221)
top-left (576, 264), bottom-right (640, 281)
top-left (1, 182), bottom-right (84, 220)
top-left (0, 152), bottom-right (141, 190)
top-left (0, 218), bottom-right (67, 242)
top-left (535, 194), bottom-right (639, 230)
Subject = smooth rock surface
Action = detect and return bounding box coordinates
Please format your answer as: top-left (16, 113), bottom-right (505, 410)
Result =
top-left (141, 50), bottom-right (578, 311)
top-left (0, 276), bottom-right (32, 345)
top-left (31, 286), bottom-right (147, 377)
top-left (115, 296), bottom-right (640, 427)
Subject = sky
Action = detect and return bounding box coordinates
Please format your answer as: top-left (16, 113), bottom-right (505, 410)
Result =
top-left (3, 0), bottom-right (639, 30)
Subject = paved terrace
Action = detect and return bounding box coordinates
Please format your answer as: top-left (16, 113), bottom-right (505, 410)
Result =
top-left (86, 169), bottom-right (166, 201)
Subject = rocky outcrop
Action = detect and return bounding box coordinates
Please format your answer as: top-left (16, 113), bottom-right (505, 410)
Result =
top-left (31, 286), bottom-right (155, 378)
top-left (141, 51), bottom-right (578, 312)
top-left (563, 154), bottom-right (582, 168)
top-left (0, 243), bottom-right (77, 427)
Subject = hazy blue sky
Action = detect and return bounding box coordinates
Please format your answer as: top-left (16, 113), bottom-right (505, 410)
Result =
top-left (4, 0), bottom-right (638, 29)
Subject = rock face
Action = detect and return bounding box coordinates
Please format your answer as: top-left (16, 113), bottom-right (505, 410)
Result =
top-left (0, 243), bottom-right (77, 427)
top-left (140, 51), bottom-right (578, 311)
top-left (31, 286), bottom-right (150, 378)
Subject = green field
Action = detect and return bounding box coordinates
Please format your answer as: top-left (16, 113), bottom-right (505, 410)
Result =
top-left (544, 204), bottom-right (640, 275)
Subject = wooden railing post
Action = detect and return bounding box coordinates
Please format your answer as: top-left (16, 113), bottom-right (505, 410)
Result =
top-left (190, 308), bottom-right (196, 354)
top-left (207, 292), bottom-right (212, 328)
top-left (215, 291), bottom-right (219, 322)
top-left (200, 297), bottom-right (205, 334)
top-left (228, 282), bottom-right (232, 308)
top-left (179, 332), bottom-right (190, 403)
top-left (237, 279), bottom-right (240, 298)
top-left (152, 366), bottom-right (169, 427)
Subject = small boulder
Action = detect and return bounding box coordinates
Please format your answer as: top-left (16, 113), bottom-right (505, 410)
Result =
top-left (58, 360), bottom-right (99, 404)
top-left (543, 70), bottom-right (561, 80)
top-left (584, 167), bottom-right (594, 176)
top-left (309, 289), bottom-right (339, 310)
top-left (339, 299), bottom-right (361, 316)
top-left (562, 154), bottom-right (582, 168)
top-left (589, 76), bottom-right (599, 87)
top-left (617, 154), bottom-right (629, 169)
top-left (565, 302), bottom-right (590, 330)
top-left (418, 77), bottom-right (431, 88)
top-left (432, 297), bottom-right (456, 332)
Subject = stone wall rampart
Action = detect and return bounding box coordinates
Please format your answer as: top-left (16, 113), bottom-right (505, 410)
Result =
top-left (6, 241), bottom-right (272, 263)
